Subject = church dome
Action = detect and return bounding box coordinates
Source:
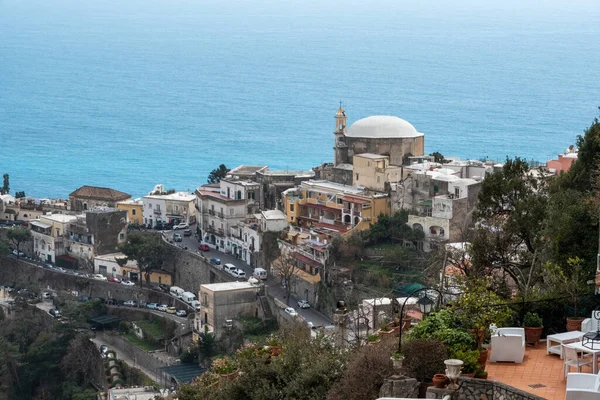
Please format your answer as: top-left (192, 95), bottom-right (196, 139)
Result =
top-left (345, 116), bottom-right (423, 139)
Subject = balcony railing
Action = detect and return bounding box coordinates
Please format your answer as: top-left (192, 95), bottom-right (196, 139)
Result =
top-left (217, 212), bottom-right (224, 219)
top-left (154, 209), bottom-right (162, 215)
top-left (208, 210), bottom-right (215, 216)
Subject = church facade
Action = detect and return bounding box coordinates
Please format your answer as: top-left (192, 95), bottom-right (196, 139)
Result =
top-left (317, 106), bottom-right (425, 185)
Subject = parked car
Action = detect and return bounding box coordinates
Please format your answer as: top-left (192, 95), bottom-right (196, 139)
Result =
top-left (107, 276), bottom-right (121, 283)
top-left (176, 310), bottom-right (187, 317)
top-left (158, 284), bottom-right (170, 292)
top-left (183, 229), bottom-right (192, 236)
top-left (198, 244), bottom-right (210, 252)
top-left (49, 308), bottom-right (61, 319)
top-left (146, 303), bottom-right (158, 310)
top-left (92, 274), bottom-right (107, 281)
top-left (231, 269), bottom-right (246, 279)
top-left (166, 307), bottom-right (177, 314)
top-left (297, 300), bottom-right (310, 309)
top-left (54, 266), bottom-right (66, 273)
top-left (11, 249), bottom-right (25, 257)
top-left (157, 304), bottom-right (168, 312)
top-left (223, 263), bottom-right (237, 275)
top-left (42, 291), bottom-right (53, 300)
top-left (123, 300), bottom-right (137, 307)
top-left (284, 307), bottom-right (298, 316)
top-left (210, 258), bottom-right (221, 265)
top-left (121, 279), bottom-right (135, 286)
top-left (42, 263), bottom-right (53, 270)
top-left (173, 233), bottom-right (183, 242)
top-left (174, 223), bottom-right (189, 230)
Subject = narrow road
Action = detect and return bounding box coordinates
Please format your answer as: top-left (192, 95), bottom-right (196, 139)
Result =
top-left (90, 337), bottom-right (163, 386)
top-left (175, 224), bottom-right (333, 326)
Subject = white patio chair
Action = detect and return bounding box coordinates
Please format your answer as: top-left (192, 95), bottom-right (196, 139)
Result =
top-left (489, 327), bottom-right (525, 363)
top-left (564, 345), bottom-right (593, 378)
top-left (566, 372), bottom-right (600, 400)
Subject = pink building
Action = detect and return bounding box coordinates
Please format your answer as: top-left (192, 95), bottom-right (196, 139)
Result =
top-left (546, 147), bottom-right (578, 174)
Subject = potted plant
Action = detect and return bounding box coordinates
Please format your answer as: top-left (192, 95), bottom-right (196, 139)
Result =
top-left (268, 337), bottom-right (282, 356)
top-left (523, 312), bottom-right (544, 347)
top-left (475, 369), bottom-right (488, 380)
top-left (212, 356), bottom-right (239, 381)
top-left (450, 348), bottom-right (479, 378)
top-left (544, 257), bottom-right (590, 331)
top-left (367, 333), bottom-right (380, 345)
top-left (378, 319), bottom-right (395, 337)
top-left (391, 351), bottom-right (404, 369)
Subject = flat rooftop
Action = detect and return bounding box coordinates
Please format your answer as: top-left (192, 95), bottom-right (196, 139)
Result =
top-left (301, 180), bottom-right (365, 195)
top-left (201, 281), bottom-right (258, 292)
top-left (259, 169), bottom-right (314, 177)
top-left (228, 165), bottom-right (268, 176)
top-left (41, 213), bottom-right (78, 223)
top-left (354, 153), bottom-right (389, 160)
top-left (143, 192), bottom-right (195, 201)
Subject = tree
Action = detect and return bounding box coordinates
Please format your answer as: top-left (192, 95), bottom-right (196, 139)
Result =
top-left (7, 227), bottom-right (32, 258)
top-left (0, 240), bottom-right (10, 256)
top-left (272, 251), bottom-right (298, 306)
top-left (429, 151), bottom-right (446, 163)
top-left (1, 174), bottom-right (9, 195)
top-left (61, 336), bottom-right (100, 388)
top-left (207, 164), bottom-right (230, 184)
top-left (197, 330), bottom-right (217, 365)
top-left (119, 232), bottom-right (170, 287)
top-left (260, 231), bottom-right (282, 268)
top-left (14, 191), bottom-right (25, 198)
top-left (543, 257), bottom-right (592, 318)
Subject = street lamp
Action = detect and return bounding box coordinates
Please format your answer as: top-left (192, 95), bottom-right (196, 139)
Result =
top-left (397, 287), bottom-right (443, 353)
top-left (416, 293), bottom-right (435, 315)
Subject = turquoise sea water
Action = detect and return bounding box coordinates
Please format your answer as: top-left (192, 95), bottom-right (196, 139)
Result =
top-left (1, 0), bottom-right (599, 198)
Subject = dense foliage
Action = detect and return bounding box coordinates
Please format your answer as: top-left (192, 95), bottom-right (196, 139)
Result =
top-left (119, 232), bottom-right (171, 287)
top-left (207, 164), bottom-right (230, 184)
top-left (0, 306), bottom-right (99, 400)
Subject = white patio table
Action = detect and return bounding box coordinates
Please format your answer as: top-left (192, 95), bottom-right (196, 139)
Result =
top-left (547, 331), bottom-right (584, 359)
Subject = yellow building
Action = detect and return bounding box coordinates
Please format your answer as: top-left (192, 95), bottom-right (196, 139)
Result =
top-left (352, 153), bottom-right (402, 192)
top-left (282, 180), bottom-right (391, 236)
top-left (117, 199), bottom-right (143, 225)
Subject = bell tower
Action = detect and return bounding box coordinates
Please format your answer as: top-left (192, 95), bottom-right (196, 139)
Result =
top-left (334, 102), bottom-right (348, 166)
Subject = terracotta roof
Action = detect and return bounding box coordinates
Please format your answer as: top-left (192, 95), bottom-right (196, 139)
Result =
top-left (69, 186), bottom-right (130, 201)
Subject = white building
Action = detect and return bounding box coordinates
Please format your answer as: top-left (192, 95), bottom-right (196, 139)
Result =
top-left (194, 177), bottom-right (261, 251)
top-left (94, 252), bottom-right (138, 278)
top-left (229, 209), bottom-right (288, 267)
top-left (30, 213), bottom-right (77, 263)
top-left (142, 185), bottom-right (196, 228)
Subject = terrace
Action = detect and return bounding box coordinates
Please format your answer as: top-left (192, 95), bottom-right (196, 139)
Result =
top-left (486, 346), bottom-right (568, 400)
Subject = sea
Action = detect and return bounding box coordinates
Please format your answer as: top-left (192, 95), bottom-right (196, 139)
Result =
top-left (1, 0), bottom-right (599, 199)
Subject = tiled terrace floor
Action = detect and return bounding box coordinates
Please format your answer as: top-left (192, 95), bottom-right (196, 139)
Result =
top-left (486, 345), bottom-right (593, 400)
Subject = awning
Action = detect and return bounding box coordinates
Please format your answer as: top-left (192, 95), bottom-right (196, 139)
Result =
top-left (31, 220), bottom-right (52, 229)
top-left (418, 199), bottom-right (433, 207)
top-left (160, 364), bottom-right (206, 384)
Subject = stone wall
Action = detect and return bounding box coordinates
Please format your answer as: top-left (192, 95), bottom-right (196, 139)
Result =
top-left (425, 378), bottom-right (546, 400)
top-left (379, 375), bottom-right (420, 398)
top-left (162, 243), bottom-right (230, 295)
top-left (0, 256), bottom-right (185, 306)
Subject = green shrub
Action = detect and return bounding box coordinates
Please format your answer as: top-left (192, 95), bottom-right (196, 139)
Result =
top-left (450, 348), bottom-right (479, 374)
top-left (403, 339), bottom-right (448, 383)
top-left (523, 312), bottom-right (543, 327)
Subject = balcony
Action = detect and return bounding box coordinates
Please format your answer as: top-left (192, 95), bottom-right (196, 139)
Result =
top-left (208, 210), bottom-right (215, 216)
top-left (216, 212), bottom-right (224, 219)
top-left (153, 209), bottom-right (162, 215)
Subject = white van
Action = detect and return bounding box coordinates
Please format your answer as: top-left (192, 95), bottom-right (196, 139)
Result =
top-left (223, 263), bottom-right (237, 275)
top-left (190, 300), bottom-right (201, 311)
top-left (253, 268), bottom-right (267, 280)
top-left (170, 286), bottom-right (184, 298)
top-left (180, 291), bottom-right (197, 305)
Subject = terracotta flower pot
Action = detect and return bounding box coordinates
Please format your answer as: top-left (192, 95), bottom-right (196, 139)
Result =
top-left (462, 373), bottom-right (476, 378)
top-left (567, 317), bottom-right (584, 332)
top-left (378, 329), bottom-right (395, 337)
top-left (478, 349), bottom-right (488, 371)
top-left (270, 346), bottom-right (281, 356)
top-left (402, 316), bottom-right (412, 332)
top-left (432, 374), bottom-right (448, 388)
top-left (524, 326), bottom-right (543, 347)
top-left (219, 370), bottom-right (239, 382)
